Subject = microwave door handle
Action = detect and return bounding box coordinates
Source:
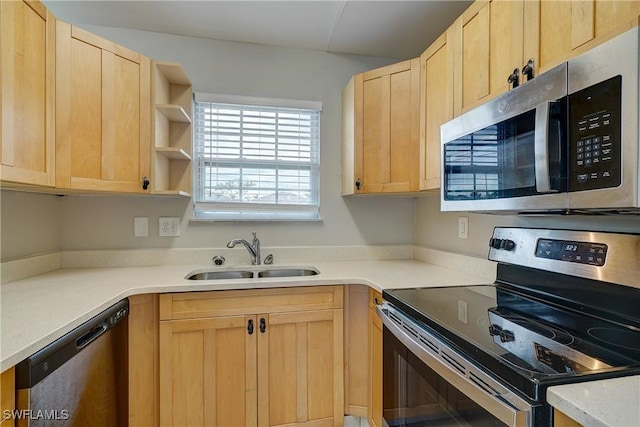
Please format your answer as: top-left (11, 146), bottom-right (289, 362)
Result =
top-left (534, 101), bottom-right (554, 193)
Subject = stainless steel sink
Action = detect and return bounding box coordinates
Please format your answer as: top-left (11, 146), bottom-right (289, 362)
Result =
top-left (185, 267), bottom-right (319, 280)
top-left (186, 270), bottom-right (254, 280)
top-left (257, 268), bottom-right (319, 278)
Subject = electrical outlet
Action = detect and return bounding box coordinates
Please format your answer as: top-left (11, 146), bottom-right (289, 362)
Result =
top-left (457, 300), bottom-right (468, 325)
top-left (458, 216), bottom-right (469, 239)
top-left (159, 217), bottom-right (180, 237)
top-left (134, 217), bottom-right (148, 237)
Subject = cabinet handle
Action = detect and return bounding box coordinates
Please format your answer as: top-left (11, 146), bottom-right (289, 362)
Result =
top-left (142, 176), bottom-right (150, 190)
top-left (522, 59), bottom-right (535, 81)
top-left (507, 68), bottom-right (520, 89)
top-left (248, 319), bottom-right (254, 335)
top-left (260, 318), bottom-right (266, 333)
top-left (355, 178), bottom-right (361, 191)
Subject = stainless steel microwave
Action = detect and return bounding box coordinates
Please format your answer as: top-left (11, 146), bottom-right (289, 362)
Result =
top-left (441, 27), bottom-right (639, 214)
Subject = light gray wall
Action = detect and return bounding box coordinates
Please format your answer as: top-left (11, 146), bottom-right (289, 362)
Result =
top-left (56, 194), bottom-right (415, 250)
top-left (1, 190), bottom-right (60, 260)
top-left (3, 24), bottom-right (638, 260)
top-left (415, 196), bottom-right (640, 258)
top-left (49, 26), bottom-right (416, 251)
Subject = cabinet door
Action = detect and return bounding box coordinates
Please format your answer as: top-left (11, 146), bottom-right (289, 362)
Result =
top-left (489, 0), bottom-right (526, 96)
top-left (56, 22), bottom-right (150, 193)
top-left (128, 294), bottom-right (159, 427)
top-left (538, 0), bottom-right (640, 73)
top-left (593, 1), bottom-right (640, 39)
top-left (419, 28), bottom-right (454, 191)
top-left (159, 315), bottom-right (257, 427)
top-left (0, 0), bottom-right (55, 187)
top-left (539, 0), bottom-right (584, 71)
top-left (360, 59), bottom-right (420, 193)
top-left (1, 367), bottom-right (15, 427)
top-left (344, 285), bottom-right (370, 417)
top-left (554, 409), bottom-right (583, 427)
top-left (454, 0), bottom-right (537, 115)
top-left (454, 1), bottom-right (490, 114)
top-left (258, 309), bottom-right (343, 427)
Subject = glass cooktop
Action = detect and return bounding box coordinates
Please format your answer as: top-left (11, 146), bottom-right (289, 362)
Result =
top-left (383, 284), bottom-right (640, 400)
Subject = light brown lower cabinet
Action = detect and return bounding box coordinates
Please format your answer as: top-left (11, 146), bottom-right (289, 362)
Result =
top-left (129, 294), bottom-right (160, 427)
top-left (344, 286), bottom-right (382, 427)
top-left (554, 409), bottom-right (583, 427)
top-left (368, 289), bottom-right (383, 427)
top-left (344, 285), bottom-right (369, 417)
top-left (158, 287), bottom-right (344, 427)
top-left (1, 367), bottom-right (15, 427)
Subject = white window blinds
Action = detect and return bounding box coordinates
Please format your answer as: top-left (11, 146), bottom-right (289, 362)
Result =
top-left (193, 94), bottom-right (321, 220)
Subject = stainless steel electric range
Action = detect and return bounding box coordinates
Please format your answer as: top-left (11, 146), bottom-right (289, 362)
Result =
top-left (379, 227), bottom-right (640, 427)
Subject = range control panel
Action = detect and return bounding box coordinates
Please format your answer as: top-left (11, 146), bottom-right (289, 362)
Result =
top-left (535, 238), bottom-right (608, 266)
top-left (569, 75), bottom-right (621, 192)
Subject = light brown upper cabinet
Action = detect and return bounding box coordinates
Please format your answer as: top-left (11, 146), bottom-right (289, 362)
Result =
top-left (538, 0), bottom-right (640, 73)
top-left (1, 0), bottom-right (56, 187)
top-left (55, 21), bottom-right (151, 193)
top-left (342, 59), bottom-right (420, 195)
top-left (151, 61), bottom-right (193, 196)
top-left (452, 0), bottom-right (640, 116)
top-left (419, 28), bottom-right (455, 192)
top-left (453, 0), bottom-right (490, 115)
top-left (488, 0), bottom-right (540, 97)
top-left (452, 0), bottom-right (539, 115)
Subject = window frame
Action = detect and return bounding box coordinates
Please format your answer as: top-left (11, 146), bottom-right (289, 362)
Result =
top-left (192, 93), bottom-right (322, 222)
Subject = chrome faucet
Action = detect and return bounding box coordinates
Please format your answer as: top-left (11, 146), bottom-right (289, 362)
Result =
top-left (226, 231), bottom-right (261, 265)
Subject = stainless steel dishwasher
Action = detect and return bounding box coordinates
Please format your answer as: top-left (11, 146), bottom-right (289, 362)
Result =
top-left (15, 299), bottom-right (129, 426)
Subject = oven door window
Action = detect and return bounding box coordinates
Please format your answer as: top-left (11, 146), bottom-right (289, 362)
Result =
top-left (383, 326), bottom-right (507, 427)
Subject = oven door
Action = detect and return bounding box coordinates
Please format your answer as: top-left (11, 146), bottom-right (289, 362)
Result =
top-left (378, 303), bottom-right (535, 427)
top-left (440, 63), bottom-right (568, 213)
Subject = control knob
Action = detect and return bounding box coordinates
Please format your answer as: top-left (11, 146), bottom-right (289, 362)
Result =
top-left (489, 238), bottom-right (516, 251)
top-left (488, 324), bottom-right (502, 336)
top-left (499, 330), bottom-right (515, 343)
top-left (500, 239), bottom-right (516, 251)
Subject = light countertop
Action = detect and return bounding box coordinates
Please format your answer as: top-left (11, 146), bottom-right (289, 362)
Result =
top-left (548, 376), bottom-right (640, 427)
top-left (2, 254), bottom-right (638, 427)
top-left (1, 258), bottom-right (489, 371)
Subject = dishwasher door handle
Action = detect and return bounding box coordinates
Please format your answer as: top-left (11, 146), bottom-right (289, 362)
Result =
top-left (76, 323), bottom-right (108, 349)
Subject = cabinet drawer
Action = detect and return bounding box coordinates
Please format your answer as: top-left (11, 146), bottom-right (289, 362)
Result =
top-left (160, 286), bottom-right (344, 320)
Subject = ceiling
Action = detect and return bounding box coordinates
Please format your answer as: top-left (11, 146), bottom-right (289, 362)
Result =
top-left (43, 1), bottom-right (473, 59)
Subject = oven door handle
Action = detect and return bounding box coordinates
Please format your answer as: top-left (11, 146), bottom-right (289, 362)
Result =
top-left (377, 303), bottom-right (533, 427)
top-left (534, 101), bottom-right (556, 194)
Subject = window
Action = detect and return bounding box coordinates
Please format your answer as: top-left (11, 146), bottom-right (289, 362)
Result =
top-left (193, 94), bottom-right (321, 221)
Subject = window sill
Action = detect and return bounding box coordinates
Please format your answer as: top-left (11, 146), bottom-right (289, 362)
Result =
top-left (189, 217), bottom-right (324, 224)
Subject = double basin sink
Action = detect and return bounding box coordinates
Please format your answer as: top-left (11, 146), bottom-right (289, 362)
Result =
top-left (186, 266), bottom-right (319, 280)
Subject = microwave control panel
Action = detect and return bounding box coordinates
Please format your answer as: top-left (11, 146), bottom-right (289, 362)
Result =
top-left (568, 76), bottom-right (621, 191)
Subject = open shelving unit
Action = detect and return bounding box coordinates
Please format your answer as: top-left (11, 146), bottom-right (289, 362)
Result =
top-left (151, 61), bottom-right (193, 196)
